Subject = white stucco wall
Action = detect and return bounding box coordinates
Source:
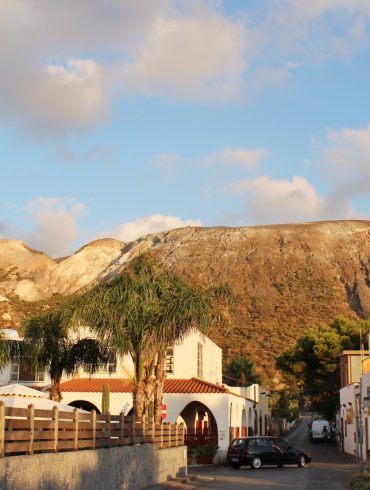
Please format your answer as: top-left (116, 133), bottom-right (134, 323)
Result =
top-left (61, 390), bottom-right (133, 415)
top-left (339, 383), bottom-right (359, 457)
top-left (360, 371), bottom-right (370, 461)
top-left (167, 330), bottom-right (222, 383)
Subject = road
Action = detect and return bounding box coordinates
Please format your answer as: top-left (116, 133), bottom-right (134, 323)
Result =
top-left (188, 417), bottom-right (360, 490)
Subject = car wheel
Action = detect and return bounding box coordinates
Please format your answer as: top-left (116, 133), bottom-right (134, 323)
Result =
top-left (231, 463), bottom-right (241, 469)
top-left (297, 455), bottom-right (306, 468)
top-left (251, 457), bottom-right (262, 469)
top-left (277, 464), bottom-right (283, 468)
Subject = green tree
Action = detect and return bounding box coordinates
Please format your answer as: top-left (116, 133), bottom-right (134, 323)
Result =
top-left (0, 332), bottom-right (21, 372)
top-left (22, 307), bottom-right (108, 401)
top-left (223, 355), bottom-right (261, 386)
top-left (73, 254), bottom-right (234, 418)
top-left (277, 316), bottom-right (368, 417)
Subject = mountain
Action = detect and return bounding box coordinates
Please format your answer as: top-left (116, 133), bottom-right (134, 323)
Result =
top-left (1, 220), bottom-right (370, 385)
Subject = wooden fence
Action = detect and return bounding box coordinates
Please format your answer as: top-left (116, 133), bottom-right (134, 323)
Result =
top-left (0, 402), bottom-right (185, 457)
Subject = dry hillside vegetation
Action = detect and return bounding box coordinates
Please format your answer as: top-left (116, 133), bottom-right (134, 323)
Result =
top-left (1, 220), bottom-right (370, 385)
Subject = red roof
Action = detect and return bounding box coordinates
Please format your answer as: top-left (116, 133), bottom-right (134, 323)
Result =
top-left (60, 377), bottom-right (230, 394)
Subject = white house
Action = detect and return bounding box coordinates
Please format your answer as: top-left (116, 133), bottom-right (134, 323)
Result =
top-left (359, 356), bottom-right (370, 462)
top-left (339, 350), bottom-right (369, 459)
top-left (0, 327), bottom-right (270, 453)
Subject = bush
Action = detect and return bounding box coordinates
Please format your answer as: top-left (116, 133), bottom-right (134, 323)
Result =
top-left (195, 444), bottom-right (219, 457)
top-left (349, 470), bottom-right (370, 489)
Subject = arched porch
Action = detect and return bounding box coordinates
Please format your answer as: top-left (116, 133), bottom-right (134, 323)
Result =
top-left (68, 400), bottom-right (101, 414)
top-left (178, 401), bottom-right (218, 448)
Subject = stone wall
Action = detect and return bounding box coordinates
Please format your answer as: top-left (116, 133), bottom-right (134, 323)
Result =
top-left (0, 445), bottom-right (187, 490)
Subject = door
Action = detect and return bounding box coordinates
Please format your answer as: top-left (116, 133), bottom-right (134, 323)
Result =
top-left (272, 438), bottom-right (295, 465)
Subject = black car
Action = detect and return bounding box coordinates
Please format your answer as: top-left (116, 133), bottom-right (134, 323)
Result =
top-left (227, 436), bottom-right (312, 469)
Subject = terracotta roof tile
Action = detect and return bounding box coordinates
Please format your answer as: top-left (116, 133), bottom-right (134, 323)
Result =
top-left (60, 377), bottom-right (230, 394)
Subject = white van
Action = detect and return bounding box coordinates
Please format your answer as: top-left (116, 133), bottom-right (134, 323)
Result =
top-left (311, 420), bottom-right (330, 441)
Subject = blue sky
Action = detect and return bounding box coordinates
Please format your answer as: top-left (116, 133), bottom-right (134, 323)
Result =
top-left (1, 0), bottom-right (370, 257)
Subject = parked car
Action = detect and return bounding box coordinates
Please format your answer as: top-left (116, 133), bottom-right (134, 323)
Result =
top-left (227, 436), bottom-right (312, 470)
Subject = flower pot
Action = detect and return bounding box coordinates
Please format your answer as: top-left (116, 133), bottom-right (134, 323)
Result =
top-left (196, 455), bottom-right (214, 465)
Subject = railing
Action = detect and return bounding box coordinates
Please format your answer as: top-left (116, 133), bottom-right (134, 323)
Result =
top-left (184, 428), bottom-right (218, 448)
top-left (0, 402), bottom-right (184, 457)
top-left (362, 357), bottom-right (370, 375)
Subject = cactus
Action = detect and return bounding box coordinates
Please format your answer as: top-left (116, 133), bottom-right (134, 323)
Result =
top-left (102, 383), bottom-right (110, 415)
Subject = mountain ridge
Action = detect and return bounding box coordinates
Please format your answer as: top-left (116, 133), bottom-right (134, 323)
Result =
top-left (1, 220), bottom-right (370, 385)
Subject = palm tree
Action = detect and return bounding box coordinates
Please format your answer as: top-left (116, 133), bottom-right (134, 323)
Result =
top-left (223, 355), bottom-right (261, 386)
top-left (22, 307), bottom-right (108, 401)
top-left (73, 254), bottom-right (234, 417)
top-left (0, 331), bottom-right (22, 372)
top-left (151, 279), bottom-right (235, 418)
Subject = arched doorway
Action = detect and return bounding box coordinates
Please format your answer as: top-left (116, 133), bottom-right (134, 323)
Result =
top-left (178, 401), bottom-right (218, 448)
top-left (68, 400), bottom-right (101, 414)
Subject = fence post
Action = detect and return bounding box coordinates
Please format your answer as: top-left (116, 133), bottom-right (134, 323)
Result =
top-left (0, 402), bottom-right (5, 457)
top-left (168, 424), bottom-right (171, 448)
top-left (175, 424), bottom-right (178, 447)
top-left (106, 413), bottom-right (111, 447)
top-left (142, 415), bottom-right (146, 443)
top-left (151, 417), bottom-right (155, 445)
top-left (131, 415), bottom-right (136, 444)
top-left (91, 410), bottom-right (96, 450)
top-left (28, 404), bottom-right (35, 455)
top-left (52, 406), bottom-right (59, 453)
top-left (73, 408), bottom-right (79, 451)
top-left (120, 412), bottom-right (125, 446)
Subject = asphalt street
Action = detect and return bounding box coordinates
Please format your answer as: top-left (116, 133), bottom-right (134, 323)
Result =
top-left (186, 416), bottom-right (361, 490)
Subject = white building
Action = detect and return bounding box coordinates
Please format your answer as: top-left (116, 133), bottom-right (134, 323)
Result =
top-left (339, 350), bottom-right (369, 460)
top-left (0, 328), bottom-right (270, 453)
top-left (359, 357), bottom-right (370, 462)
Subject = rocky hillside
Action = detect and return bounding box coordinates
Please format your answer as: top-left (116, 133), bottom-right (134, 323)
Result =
top-left (1, 220), bottom-right (370, 385)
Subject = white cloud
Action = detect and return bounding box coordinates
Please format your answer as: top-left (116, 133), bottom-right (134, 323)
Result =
top-left (1, 0), bottom-right (370, 134)
top-left (122, 12), bottom-right (247, 101)
top-left (106, 214), bottom-right (202, 242)
top-left (323, 124), bottom-right (370, 195)
top-left (22, 197), bottom-right (85, 257)
top-left (226, 176), bottom-right (323, 224)
top-left (205, 147), bottom-right (269, 169)
top-left (271, 0), bottom-right (370, 60)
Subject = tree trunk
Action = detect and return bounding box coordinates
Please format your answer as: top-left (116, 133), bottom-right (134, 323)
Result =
top-left (50, 378), bottom-right (62, 402)
top-left (132, 351), bottom-right (145, 417)
top-left (154, 350), bottom-right (166, 420)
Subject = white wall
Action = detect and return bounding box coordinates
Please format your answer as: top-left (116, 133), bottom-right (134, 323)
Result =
top-left (164, 391), bottom-right (253, 452)
top-left (61, 390), bottom-right (133, 415)
top-left (339, 383), bottom-right (359, 457)
top-left (360, 371), bottom-right (370, 462)
top-left (167, 330), bottom-right (222, 383)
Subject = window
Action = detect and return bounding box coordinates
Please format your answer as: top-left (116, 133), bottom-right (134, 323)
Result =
top-left (10, 359), bottom-right (44, 382)
top-left (83, 350), bottom-right (117, 374)
top-left (256, 438), bottom-right (272, 448)
top-left (272, 439), bottom-right (289, 451)
top-left (165, 347), bottom-right (174, 374)
top-left (197, 343), bottom-right (203, 378)
top-left (83, 360), bottom-right (117, 374)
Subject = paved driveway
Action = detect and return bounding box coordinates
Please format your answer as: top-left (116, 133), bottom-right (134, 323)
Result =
top-left (187, 417), bottom-right (360, 490)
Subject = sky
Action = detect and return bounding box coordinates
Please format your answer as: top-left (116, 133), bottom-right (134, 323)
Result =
top-left (1, 0), bottom-right (370, 257)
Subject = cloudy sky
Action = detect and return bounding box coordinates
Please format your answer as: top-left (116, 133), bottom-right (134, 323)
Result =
top-left (1, 0), bottom-right (370, 257)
